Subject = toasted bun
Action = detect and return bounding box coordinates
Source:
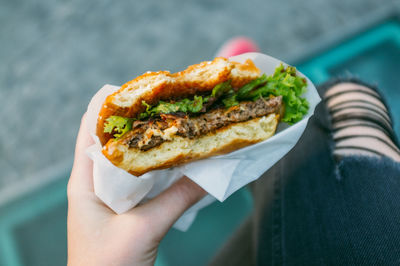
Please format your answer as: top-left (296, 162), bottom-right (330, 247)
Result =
top-left (97, 57), bottom-right (260, 145)
top-left (102, 114), bottom-right (278, 176)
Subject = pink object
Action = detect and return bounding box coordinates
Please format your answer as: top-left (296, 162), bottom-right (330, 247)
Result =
top-left (216, 37), bottom-right (260, 58)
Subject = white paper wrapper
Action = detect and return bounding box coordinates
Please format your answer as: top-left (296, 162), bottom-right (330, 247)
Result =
top-left (85, 52), bottom-right (321, 231)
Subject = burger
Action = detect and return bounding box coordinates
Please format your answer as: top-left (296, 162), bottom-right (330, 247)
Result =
top-left (96, 57), bottom-right (309, 176)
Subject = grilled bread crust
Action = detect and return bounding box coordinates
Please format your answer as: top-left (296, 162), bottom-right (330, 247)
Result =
top-left (96, 57), bottom-right (260, 145)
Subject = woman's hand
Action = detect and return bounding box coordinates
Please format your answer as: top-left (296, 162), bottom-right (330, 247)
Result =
top-left (67, 114), bottom-right (206, 266)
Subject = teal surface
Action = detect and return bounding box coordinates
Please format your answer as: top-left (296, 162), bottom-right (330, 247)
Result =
top-left (298, 20), bottom-right (400, 138)
top-left (0, 175), bottom-right (68, 266)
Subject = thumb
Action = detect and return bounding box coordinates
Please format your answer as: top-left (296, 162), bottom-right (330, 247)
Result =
top-left (135, 177), bottom-right (206, 237)
top-left (69, 113), bottom-right (95, 194)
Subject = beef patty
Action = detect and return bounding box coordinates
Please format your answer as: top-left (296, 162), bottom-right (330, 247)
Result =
top-left (122, 96), bottom-right (282, 151)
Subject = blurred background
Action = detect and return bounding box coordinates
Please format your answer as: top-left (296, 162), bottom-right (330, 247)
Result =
top-left (1, 0), bottom-right (400, 265)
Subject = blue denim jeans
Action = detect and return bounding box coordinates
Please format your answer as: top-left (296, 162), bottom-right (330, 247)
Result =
top-left (210, 84), bottom-right (400, 266)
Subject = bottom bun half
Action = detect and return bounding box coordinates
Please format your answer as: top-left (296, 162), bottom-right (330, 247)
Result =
top-left (103, 113), bottom-right (278, 176)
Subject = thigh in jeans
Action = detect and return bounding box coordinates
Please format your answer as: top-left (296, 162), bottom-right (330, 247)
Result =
top-left (256, 92), bottom-right (400, 265)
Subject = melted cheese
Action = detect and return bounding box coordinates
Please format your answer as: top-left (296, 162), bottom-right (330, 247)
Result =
top-left (138, 126), bottom-right (179, 148)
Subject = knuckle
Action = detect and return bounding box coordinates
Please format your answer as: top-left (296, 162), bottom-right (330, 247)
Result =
top-left (174, 179), bottom-right (202, 206)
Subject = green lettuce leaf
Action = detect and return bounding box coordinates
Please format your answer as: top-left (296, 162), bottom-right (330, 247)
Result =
top-left (140, 95), bottom-right (206, 118)
top-left (211, 81), bottom-right (232, 98)
top-left (104, 116), bottom-right (134, 139)
top-left (222, 91), bottom-right (239, 108)
top-left (231, 64), bottom-right (309, 124)
top-left (236, 74), bottom-right (268, 100)
top-left (138, 81), bottom-right (232, 119)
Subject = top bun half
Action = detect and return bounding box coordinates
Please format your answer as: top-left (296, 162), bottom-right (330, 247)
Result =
top-left (96, 57), bottom-right (261, 145)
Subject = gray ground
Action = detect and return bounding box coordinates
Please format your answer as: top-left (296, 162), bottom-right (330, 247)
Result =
top-left (0, 0), bottom-right (398, 190)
